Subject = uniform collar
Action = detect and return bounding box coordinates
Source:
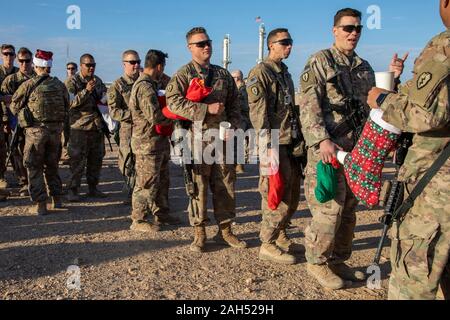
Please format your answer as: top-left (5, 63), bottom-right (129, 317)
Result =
top-left (138, 73), bottom-right (157, 86)
top-left (263, 57), bottom-right (287, 74)
top-left (331, 45), bottom-right (363, 69)
top-left (122, 73), bottom-right (138, 84)
top-left (0, 65), bottom-right (18, 75)
top-left (191, 60), bottom-right (212, 78)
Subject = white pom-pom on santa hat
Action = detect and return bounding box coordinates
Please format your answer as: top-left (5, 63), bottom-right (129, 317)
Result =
top-left (33, 49), bottom-right (53, 68)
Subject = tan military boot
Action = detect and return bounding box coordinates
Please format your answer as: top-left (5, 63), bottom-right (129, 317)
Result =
top-left (307, 263), bottom-right (345, 290)
top-left (0, 176), bottom-right (8, 189)
top-left (276, 229), bottom-right (292, 253)
top-left (29, 202), bottom-right (48, 216)
top-left (67, 188), bottom-right (80, 202)
top-left (19, 185), bottom-right (29, 197)
top-left (51, 196), bottom-right (64, 209)
top-left (258, 243), bottom-right (296, 265)
top-left (329, 263), bottom-right (366, 281)
top-left (213, 222), bottom-right (248, 249)
top-left (130, 221), bottom-right (160, 233)
top-left (190, 225), bottom-right (206, 253)
top-left (236, 164), bottom-right (245, 174)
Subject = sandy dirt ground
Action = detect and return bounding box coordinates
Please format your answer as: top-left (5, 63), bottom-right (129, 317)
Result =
top-left (0, 144), bottom-right (400, 300)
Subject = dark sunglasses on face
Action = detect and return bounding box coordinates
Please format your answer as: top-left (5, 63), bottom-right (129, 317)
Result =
top-left (124, 60), bottom-right (141, 65)
top-left (83, 63), bottom-right (96, 68)
top-left (18, 59), bottom-right (31, 64)
top-left (272, 38), bottom-right (293, 46)
top-left (2, 52), bottom-right (15, 57)
top-left (67, 67), bottom-right (76, 71)
top-left (189, 40), bottom-right (212, 48)
top-left (339, 25), bottom-right (363, 34)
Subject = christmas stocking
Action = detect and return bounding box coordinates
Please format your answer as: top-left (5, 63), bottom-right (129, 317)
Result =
top-left (337, 109), bottom-right (401, 208)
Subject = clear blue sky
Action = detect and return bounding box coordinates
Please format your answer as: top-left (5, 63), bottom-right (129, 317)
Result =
top-left (0, 0), bottom-right (445, 86)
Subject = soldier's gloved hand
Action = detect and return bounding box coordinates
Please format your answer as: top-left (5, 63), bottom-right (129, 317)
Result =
top-left (319, 139), bottom-right (341, 164)
top-left (207, 102), bottom-right (224, 115)
top-left (389, 52), bottom-right (409, 79)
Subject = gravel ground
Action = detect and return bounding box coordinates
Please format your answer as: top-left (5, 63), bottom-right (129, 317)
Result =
top-left (0, 146), bottom-right (396, 300)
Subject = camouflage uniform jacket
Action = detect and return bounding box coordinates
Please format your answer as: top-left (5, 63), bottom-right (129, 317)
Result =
top-left (128, 73), bottom-right (171, 155)
top-left (247, 58), bottom-right (297, 146)
top-left (238, 83), bottom-right (251, 130)
top-left (380, 29), bottom-right (450, 184)
top-left (0, 65), bottom-right (19, 123)
top-left (107, 74), bottom-right (136, 128)
top-left (9, 75), bottom-right (69, 129)
top-left (165, 60), bottom-right (241, 130)
top-left (2, 70), bottom-right (36, 95)
top-left (65, 73), bottom-right (107, 131)
top-left (299, 45), bottom-right (375, 151)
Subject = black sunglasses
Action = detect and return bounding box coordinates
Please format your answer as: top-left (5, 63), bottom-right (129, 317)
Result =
top-left (272, 38), bottom-right (293, 46)
top-left (67, 67), bottom-right (77, 70)
top-left (18, 59), bottom-right (31, 64)
top-left (189, 40), bottom-right (212, 48)
top-left (2, 52), bottom-right (15, 57)
top-left (83, 63), bottom-right (96, 68)
top-left (123, 60), bottom-right (141, 65)
top-left (338, 25), bottom-right (363, 34)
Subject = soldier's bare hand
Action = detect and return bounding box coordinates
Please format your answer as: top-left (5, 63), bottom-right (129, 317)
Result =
top-left (389, 52), bottom-right (409, 79)
top-left (367, 87), bottom-right (389, 109)
top-left (207, 102), bottom-right (224, 115)
top-left (86, 79), bottom-right (96, 92)
top-left (319, 139), bottom-right (339, 164)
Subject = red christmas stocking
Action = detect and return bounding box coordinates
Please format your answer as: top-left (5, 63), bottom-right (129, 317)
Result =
top-left (337, 109), bottom-right (401, 208)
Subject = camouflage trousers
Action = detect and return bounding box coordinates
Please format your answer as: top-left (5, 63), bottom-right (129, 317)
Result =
top-left (304, 147), bottom-right (358, 265)
top-left (59, 120), bottom-right (70, 162)
top-left (259, 145), bottom-right (302, 243)
top-left (131, 151), bottom-right (170, 222)
top-left (0, 129), bottom-right (7, 178)
top-left (188, 163), bottom-right (236, 227)
top-left (389, 168), bottom-right (450, 300)
top-left (68, 129), bottom-right (105, 189)
top-left (23, 126), bottom-right (63, 202)
top-left (118, 124), bottom-right (132, 175)
top-left (1, 129), bottom-right (28, 186)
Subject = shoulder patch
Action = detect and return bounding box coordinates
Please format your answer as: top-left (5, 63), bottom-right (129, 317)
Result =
top-left (300, 68), bottom-right (316, 90)
top-left (251, 86), bottom-right (260, 96)
top-left (417, 72), bottom-right (432, 90)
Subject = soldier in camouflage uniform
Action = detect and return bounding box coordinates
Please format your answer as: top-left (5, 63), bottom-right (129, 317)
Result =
top-left (231, 70), bottom-right (251, 173)
top-left (247, 28), bottom-right (302, 265)
top-left (2, 47), bottom-right (36, 196)
top-left (9, 50), bottom-right (68, 215)
top-left (59, 62), bottom-right (78, 165)
top-left (128, 49), bottom-right (180, 233)
top-left (65, 54), bottom-right (107, 201)
top-left (367, 0), bottom-right (450, 300)
top-left (0, 44), bottom-right (19, 190)
top-left (299, 8), bottom-right (407, 289)
top-left (166, 27), bottom-right (247, 253)
top-left (108, 50), bottom-right (141, 203)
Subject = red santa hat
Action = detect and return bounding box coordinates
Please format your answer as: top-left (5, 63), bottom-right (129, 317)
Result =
top-left (33, 49), bottom-right (53, 68)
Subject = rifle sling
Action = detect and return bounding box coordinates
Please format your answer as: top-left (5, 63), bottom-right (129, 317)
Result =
top-left (394, 142), bottom-right (450, 219)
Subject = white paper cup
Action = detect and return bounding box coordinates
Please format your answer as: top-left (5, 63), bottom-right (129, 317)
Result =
top-left (219, 122), bottom-right (231, 141)
top-left (375, 71), bottom-right (395, 91)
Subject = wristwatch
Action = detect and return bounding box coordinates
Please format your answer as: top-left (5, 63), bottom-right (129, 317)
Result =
top-left (376, 93), bottom-right (389, 108)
